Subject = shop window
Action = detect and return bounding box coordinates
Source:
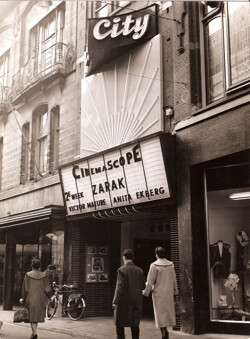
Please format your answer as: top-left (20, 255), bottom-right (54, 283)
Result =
top-left (20, 122), bottom-right (30, 184)
top-left (39, 231), bottom-right (64, 285)
top-left (205, 164), bottom-right (250, 323)
top-left (49, 106), bottom-right (60, 174)
top-left (94, 1), bottom-right (130, 17)
top-left (31, 105), bottom-right (49, 179)
top-left (202, 2), bottom-right (250, 104)
top-left (14, 228), bottom-right (64, 302)
top-left (29, 3), bottom-right (65, 74)
top-left (0, 50), bottom-right (9, 87)
top-left (0, 137), bottom-right (3, 190)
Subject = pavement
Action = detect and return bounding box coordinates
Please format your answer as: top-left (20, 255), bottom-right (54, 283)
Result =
top-left (0, 306), bottom-right (249, 339)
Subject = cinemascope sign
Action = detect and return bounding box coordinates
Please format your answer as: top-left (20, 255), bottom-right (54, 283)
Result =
top-left (59, 135), bottom-right (171, 216)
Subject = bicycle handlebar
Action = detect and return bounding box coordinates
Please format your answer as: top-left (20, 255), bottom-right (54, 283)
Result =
top-left (52, 282), bottom-right (78, 291)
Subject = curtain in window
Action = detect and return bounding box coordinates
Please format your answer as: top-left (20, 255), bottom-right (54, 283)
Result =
top-left (205, 16), bottom-right (224, 103)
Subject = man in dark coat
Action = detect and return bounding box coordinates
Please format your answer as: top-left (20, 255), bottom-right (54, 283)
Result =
top-left (112, 248), bottom-right (145, 339)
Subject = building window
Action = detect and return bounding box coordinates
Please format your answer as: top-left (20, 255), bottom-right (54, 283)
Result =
top-left (49, 106), bottom-right (60, 174)
top-left (29, 3), bottom-right (65, 74)
top-left (31, 105), bottom-right (49, 179)
top-left (0, 50), bottom-right (9, 87)
top-left (202, 2), bottom-right (250, 104)
top-left (0, 137), bottom-right (3, 190)
top-left (94, 1), bottom-right (130, 17)
top-left (20, 122), bottom-right (30, 184)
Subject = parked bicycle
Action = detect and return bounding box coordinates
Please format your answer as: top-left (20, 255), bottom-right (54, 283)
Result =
top-left (46, 282), bottom-right (86, 321)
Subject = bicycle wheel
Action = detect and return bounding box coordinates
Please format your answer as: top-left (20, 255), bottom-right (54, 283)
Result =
top-left (46, 297), bottom-right (58, 320)
top-left (68, 297), bottom-right (85, 321)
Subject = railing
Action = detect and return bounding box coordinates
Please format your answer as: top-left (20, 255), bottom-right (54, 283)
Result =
top-left (12, 42), bottom-right (67, 101)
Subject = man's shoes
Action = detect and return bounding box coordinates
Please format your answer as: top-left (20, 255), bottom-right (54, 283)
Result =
top-left (30, 334), bottom-right (38, 339)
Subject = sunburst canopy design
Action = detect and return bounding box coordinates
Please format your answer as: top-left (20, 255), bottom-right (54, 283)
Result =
top-left (81, 34), bottom-right (163, 157)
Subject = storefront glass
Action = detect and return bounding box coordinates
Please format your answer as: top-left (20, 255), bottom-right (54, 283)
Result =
top-left (14, 226), bottom-right (64, 302)
top-left (205, 165), bottom-right (250, 323)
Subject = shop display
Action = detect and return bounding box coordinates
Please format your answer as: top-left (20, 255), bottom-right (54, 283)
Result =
top-left (217, 295), bottom-right (227, 307)
top-left (209, 232), bottom-right (250, 321)
top-left (210, 240), bottom-right (231, 278)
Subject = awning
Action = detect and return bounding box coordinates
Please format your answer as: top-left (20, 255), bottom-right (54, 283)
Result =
top-left (0, 205), bottom-right (65, 230)
top-left (66, 199), bottom-right (175, 222)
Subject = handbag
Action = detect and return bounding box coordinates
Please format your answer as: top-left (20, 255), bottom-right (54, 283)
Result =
top-left (13, 306), bottom-right (30, 323)
top-left (175, 299), bottom-right (186, 316)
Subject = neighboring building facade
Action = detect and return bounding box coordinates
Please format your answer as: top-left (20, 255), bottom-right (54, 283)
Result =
top-left (0, 0), bottom-right (84, 308)
top-left (0, 1), bottom-right (249, 336)
top-left (174, 2), bottom-right (250, 335)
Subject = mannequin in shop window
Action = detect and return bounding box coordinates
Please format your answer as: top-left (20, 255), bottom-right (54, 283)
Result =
top-left (235, 231), bottom-right (250, 272)
top-left (210, 240), bottom-right (231, 279)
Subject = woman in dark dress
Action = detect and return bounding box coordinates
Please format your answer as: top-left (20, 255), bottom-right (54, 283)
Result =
top-left (20, 259), bottom-right (52, 339)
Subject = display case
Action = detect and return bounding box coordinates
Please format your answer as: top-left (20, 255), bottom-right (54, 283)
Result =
top-left (86, 245), bottom-right (109, 283)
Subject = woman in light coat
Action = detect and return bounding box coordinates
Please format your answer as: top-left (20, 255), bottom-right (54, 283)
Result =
top-left (143, 247), bottom-right (178, 339)
top-left (20, 258), bottom-right (52, 339)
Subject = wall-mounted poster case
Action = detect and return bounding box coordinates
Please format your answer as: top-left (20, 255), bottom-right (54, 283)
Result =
top-left (86, 245), bottom-right (109, 283)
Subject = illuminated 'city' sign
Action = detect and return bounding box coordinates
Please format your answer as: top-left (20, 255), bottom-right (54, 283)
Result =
top-left (93, 14), bottom-right (150, 41)
top-left (59, 134), bottom-right (172, 216)
top-left (87, 4), bottom-right (158, 75)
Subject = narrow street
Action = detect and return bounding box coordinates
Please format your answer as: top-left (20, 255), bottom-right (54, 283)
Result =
top-left (0, 323), bottom-right (83, 339)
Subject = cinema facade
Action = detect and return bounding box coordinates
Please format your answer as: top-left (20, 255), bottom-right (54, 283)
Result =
top-left (60, 3), bottom-right (250, 335)
top-left (58, 4), bottom-right (181, 325)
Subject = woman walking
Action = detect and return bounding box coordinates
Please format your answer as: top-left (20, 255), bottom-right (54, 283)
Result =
top-left (143, 247), bottom-right (178, 339)
top-left (20, 258), bottom-right (52, 339)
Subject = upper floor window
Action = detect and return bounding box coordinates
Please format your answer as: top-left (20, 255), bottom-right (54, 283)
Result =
top-left (31, 104), bottom-right (60, 180)
top-left (29, 4), bottom-right (65, 68)
top-left (49, 106), bottom-right (60, 174)
top-left (20, 122), bottom-right (30, 184)
top-left (202, 2), bottom-right (250, 104)
top-left (0, 50), bottom-right (9, 87)
top-left (31, 106), bottom-right (49, 178)
top-left (94, 1), bottom-right (130, 17)
top-left (37, 109), bottom-right (48, 175)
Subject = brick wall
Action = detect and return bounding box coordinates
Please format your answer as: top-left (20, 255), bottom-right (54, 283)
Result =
top-left (70, 220), bottom-right (121, 317)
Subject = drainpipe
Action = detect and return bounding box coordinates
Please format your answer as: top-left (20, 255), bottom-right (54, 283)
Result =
top-left (177, 2), bottom-right (187, 54)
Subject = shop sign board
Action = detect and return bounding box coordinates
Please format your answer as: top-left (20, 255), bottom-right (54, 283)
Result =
top-left (86, 4), bottom-right (158, 75)
top-left (88, 5), bottom-right (157, 49)
top-left (59, 134), bottom-right (172, 216)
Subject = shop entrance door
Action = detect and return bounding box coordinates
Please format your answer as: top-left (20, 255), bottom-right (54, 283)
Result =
top-left (134, 239), bottom-right (170, 318)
